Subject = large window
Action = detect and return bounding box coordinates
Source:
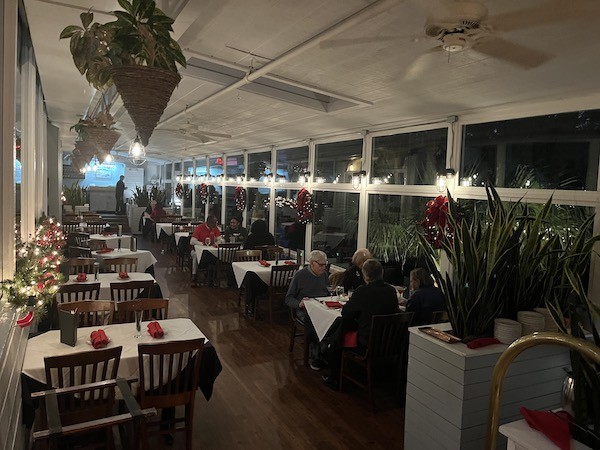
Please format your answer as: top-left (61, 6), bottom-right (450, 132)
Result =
top-left (248, 151), bottom-right (271, 181)
top-left (275, 188), bottom-right (303, 250)
top-left (277, 146), bottom-right (308, 183)
top-left (461, 111), bottom-right (600, 190)
top-left (246, 187), bottom-right (270, 228)
top-left (313, 191), bottom-right (359, 263)
top-left (226, 155), bottom-right (244, 179)
top-left (315, 139), bottom-right (362, 183)
top-left (224, 186), bottom-right (238, 223)
top-left (371, 129), bottom-right (447, 185)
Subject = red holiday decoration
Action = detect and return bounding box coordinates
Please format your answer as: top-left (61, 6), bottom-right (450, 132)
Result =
top-left (234, 186), bottom-right (246, 211)
top-left (421, 195), bottom-right (452, 248)
top-left (296, 188), bottom-right (313, 224)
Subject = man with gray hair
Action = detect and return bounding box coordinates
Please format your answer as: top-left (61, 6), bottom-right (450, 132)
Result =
top-left (285, 249), bottom-right (330, 369)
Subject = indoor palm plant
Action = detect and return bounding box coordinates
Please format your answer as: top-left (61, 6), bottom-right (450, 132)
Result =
top-left (62, 181), bottom-right (88, 211)
top-left (60, 0), bottom-right (185, 146)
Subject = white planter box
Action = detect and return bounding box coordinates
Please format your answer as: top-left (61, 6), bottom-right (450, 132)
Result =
top-left (127, 205), bottom-right (148, 235)
top-left (404, 324), bottom-right (570, 450)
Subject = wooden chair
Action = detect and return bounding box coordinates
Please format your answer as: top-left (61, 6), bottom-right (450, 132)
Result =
top-left (256, 264), bottom-right (298, 322)
top-left (110, 280), bottom-right (155, 303)
top-left (215, 243), bottom-right (241, 288)
top-left (339, 312), bottom-right (414, 412)
top-left (254, 245), bottom-right (284, 260)
top-left (66, 257), bottom-right (97, 274)
top-left (56, 283), bottom-right (100, 303)
top-left (138, 339), bottom-right (205, 450)
top-left (114, 299), bottom-right (169, 324)
top-left (105, 257), bottom-right (139, 273)
top-left (86, 223), bottom-right (105, 234)
top-left (176, 235), bottom-right (192, 268)
top-left (58, 300), bottom-right (114, 327)
top-left (69, 232), bottom-right (90, 247)
top-left (289, 308), bottom-right (309, 367)
top-left (42, 347), bottom-right (122, 433)
top-left (89, 240), bottom-right (107, 251)
top-left (62, 223), bottom-right (80, 234)
top-left (69, 246), bottom-right (92, 258)
top-left (32, 378), bottom-right (156, 450)
top-left (235, 250), bottom-right (262, 306)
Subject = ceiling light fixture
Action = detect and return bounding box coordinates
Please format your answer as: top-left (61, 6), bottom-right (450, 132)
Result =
top-left (352, 170), bottom-right (366, 189)
top-left (129, 136), bottom-right (146, 165)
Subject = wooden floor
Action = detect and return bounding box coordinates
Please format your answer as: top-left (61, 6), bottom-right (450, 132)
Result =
top-left (141, 237), bottom-right (406, 449)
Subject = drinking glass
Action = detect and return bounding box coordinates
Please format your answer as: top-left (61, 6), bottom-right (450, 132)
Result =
top-left (134, 310), bottom-right (142, 338)
top-left (335, 286), bottom-right (344, 299)
top-left (327, 285), bottom-right (335, 298)
top-left (204, 237), bottom-right (211, 246)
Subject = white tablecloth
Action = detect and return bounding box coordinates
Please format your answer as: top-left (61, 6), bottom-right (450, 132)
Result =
top-left (175, 231), bottom-right (190, 245)
top-left (304, 298), bottom-right (343, 341)
top-left (22, 318), bottom-right (207, 386)
top-left (231, 260), bottom-right (297, 288)
top-left (92, 249), bottom-right (157, 272)
top-left (89, 234), bottom-right (132, 249)
top-left (193, 244), bottom-right (218, 261)
top-left (64, 273), bottom-right (156, 300)
top-left (155, 223), bottom-right (174, 239)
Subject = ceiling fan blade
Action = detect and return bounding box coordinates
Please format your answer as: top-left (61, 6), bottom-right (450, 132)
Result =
top-left (487, 0), bottom-right (599, 32)
top-left (320, 35), bottom-right (402, 49)
top-left (188, 132), bottom-right (217, 144)
top-left (404, 46), bottom-right (443, 81)
top-left (473, 37), bottom-right (551, 69)
top-left (196, 130), bottom-right (232, 139)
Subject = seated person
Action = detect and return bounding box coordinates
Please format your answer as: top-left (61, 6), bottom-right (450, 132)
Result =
top-left (341, 248), bottom-right (373, 293)
top-left (323, 258), bottom-right (400, 389)
top-left (243, 219), bottom-right (275, 250)
top-left (402, 267), bottom-right (446, 326)
top-left (284, 250), bottom-right (330, 370)
top-left (142, 200), bottom-right (166, 240)
top-left (190, 216), bottom-right (221, 285)
top-left (223, 216), bottom-right (247, 243)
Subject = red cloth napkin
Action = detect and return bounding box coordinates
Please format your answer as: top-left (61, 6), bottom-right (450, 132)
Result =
top-left (325, 301), bottom-right (343, 309)
top-left (466, 337), bottom-right (501, 349)
top-left (283, 260), bottom-right (296, 265)
top-left (147, 321), bottom-right (164, 338)
top-left (96, 248), bottom-right (114, 254)
top-left (90, 330), bottom-right (109, 349)
top-left (343, 331), bottom-right (358, 348)
top-left (258, 260), bottom-right (271, 267)
top-left (118, 271), bottom-right (129, 279)
top-left (76, 272), bottom-right (87, 282)
top-left (520, 407), bottom-right (572, 450)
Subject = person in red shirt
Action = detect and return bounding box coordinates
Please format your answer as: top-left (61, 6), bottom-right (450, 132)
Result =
top-left (190, 215), bottom-right (221, 286)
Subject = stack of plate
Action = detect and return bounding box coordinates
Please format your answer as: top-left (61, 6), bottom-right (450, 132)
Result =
top-left (494, 318), bottom-right (522, 344)
top-left (517, 311), bottom-right (545, 335)
top-left (534, 307), bottom-right (560, 332)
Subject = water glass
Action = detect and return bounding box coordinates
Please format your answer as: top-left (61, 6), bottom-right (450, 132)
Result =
top-left (204, 237), bottom-right (211, 246)
top-left (335, 286), bottom-right (344, 299)
top-left (134, 310), bottom-right (142, 338)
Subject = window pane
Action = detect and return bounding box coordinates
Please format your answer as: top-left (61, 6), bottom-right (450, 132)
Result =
top-left (461, 110), bottom-right (600, 190)
top-left (208, 185), bottom-right (222, 223)
top-left (165, 164), bottom-right (172, 180)
top-left (276, 146), bottom-right (308, 183)
top-left (209, 156), bottom-right (223, 178)
top-left (246, 187), bottom-right (270, 228)
top-left (313, 191), bottom-right (359, 264)
top-left (248, 151), bottom-right (272, 181)
top-left (367, 195), bottom-right (429, 265)
top-left (371, 129), bottom-right (447, 185)
top-left (275, 189), bottom-right (304, 250)
top-left (226, 155), bottom-right (244, 179)
top-left (224, 186), bottom-right (238, 223)
top-left (315, 139), bottom-right (362, 183)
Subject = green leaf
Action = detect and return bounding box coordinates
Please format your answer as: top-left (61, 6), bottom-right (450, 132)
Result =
top-left (113, 11), bottom-right (136, 26)
top-left (117, 0), bottom-right (135, 15)
top-left (139, 0), bottom-right (156, 20)
top-left (80, 11), bottom-right (93, 29)
top-left (60, 25), bottom-right (82, 40)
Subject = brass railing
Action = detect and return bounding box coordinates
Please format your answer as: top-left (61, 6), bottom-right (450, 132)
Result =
top-left (485, 332), bottom-right (600, 449)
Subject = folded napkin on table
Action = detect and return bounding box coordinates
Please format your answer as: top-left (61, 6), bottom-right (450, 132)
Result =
top-left (148, 321), bottom-right (164, 338)
top-left (90, 329), bottom-right (109, 349)
top-left (283, 260), bottom-right (296, 265)
top-left (258, 260), bottom-right (271, 267)
top-left (325, 301), bottom-right (343, 309)
top-left (520, 407), bottom-right (572, 450)
top-left (466, 337), bottom-right (501, 349)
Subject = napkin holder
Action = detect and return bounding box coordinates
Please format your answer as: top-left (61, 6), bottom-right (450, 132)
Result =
top-left (59, 309), bottom-right (78, 347)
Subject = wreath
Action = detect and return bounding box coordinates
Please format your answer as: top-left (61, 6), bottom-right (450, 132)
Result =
top-left (234, 186), bottom-right (246, 211)
top-left (421, 195), bottom-right (462, 249)
top-left (296, 188), bottom-right (313, 224)
top-left (175, 183), bottom-right (184, 199)
top-left (196, 183), bottom-right (208, 207)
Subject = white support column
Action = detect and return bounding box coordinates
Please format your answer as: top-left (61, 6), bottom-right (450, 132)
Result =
top-left (36, 85), bottom-right (47, 217)
top-left (171, 161), bottom-right (175, 211)
top-left (305, 140), bottom-right (315, 252)
top-left (269, 146), bottom-right (276, 235)
top-left (20, 45), bottom-right (36, 241)
top-left (191, 157), bottom-right (196, 218)
top-left (356, 132), bottom-right (370, 250)
top-left (0, 0), bottom-right (17, 281)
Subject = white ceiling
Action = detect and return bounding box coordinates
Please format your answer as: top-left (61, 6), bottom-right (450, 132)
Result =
top-left (22, 0), bottom-right (600, 162)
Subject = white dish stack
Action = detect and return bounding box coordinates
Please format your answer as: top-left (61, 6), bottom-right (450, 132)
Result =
top-left (494, 318), bottom-right (522, 344)
top-left (534, 307), bottom-right (560, 332)
top-left (517, 311), bottom-right (545, 336)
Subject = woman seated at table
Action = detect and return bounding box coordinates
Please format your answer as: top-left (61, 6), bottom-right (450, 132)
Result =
top-left (401, 267), bottom-right (446, 326)
top-left (223, 216), bottom-right (247, 243)
top-left (142, 200), bottom-right (166, 240)
top-left (190, 216), bottom-right (221, 286)
top-left (334, 248), bottom-right (372, 293)
top-left (243, 219), bottom-right (275, 250)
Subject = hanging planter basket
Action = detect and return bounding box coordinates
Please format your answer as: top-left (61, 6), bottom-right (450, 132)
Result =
top-left (110, 65), bottom-right (181, 147)
top-left (85, 127), bottom-right (121, 153)
top-left (74, 140), bottom-right (96, 164)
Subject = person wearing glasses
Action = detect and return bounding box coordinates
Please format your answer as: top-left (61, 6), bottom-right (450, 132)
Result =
top-left (285, 250), bottom-right (330, 370)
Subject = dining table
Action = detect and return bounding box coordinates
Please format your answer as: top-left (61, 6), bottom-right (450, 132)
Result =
top-left (89, 233), bottom-right (132, 249)
top-left (155, 223), bottom-right (175, 240)
top-left (91, 248), bottom-right (157, 273)
top-left (63, 272), bottom-right (157, 300)
top-left (175, 231), bottom-right (190, 245)
top-left (21, 318), bottom-right (223, 428)
top-left (232, 259), bottom-right (298, 288)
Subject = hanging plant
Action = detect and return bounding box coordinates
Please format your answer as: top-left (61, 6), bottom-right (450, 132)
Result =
top-left (234, 186), bottom-right (246, 211)
top-left (296, 188), bottom-right (313, 224)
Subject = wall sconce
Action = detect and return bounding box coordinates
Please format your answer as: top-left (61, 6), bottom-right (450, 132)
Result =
top-left (436, 174), bottom-right (448, 193)
top-left (175, 175), bottom-right (182, 183)
top-left (263, 173), bottom-right (273, 185)
top-left (445, 168), bottom-right (456, 178)
top-left (236, 174), bottom-right (245, 185)
top-left (299, 171), bottom-right (311, 185)
top-left (352, 170), bottom-right (366, 189)
top-left (215, 174), bottom-right (223, 184)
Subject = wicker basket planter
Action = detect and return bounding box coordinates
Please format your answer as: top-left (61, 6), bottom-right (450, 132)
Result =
top-left (74, 140), bottom-right (96, 163)
top-left (85, 126), bottom-right (120, 153)
top-left (111, 65), bottom-right (181, 147)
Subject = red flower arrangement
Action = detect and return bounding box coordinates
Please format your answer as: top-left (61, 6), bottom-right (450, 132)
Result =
top-left (234, 186), bottom-right (246, 211)
top-left (296, 188), bottom-right (313, 224)
top-left (421, 195), bottom-right (450, 249)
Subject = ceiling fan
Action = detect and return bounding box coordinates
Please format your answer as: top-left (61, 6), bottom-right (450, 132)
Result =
top-left (155, 107), bottom-right (232, 144)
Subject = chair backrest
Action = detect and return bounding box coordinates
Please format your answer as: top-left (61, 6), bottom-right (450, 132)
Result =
top-left (66, 257), bottom-right (97, 274)
top-left (58, 300), bottom-right (114, 327)
top-left (44, 346), bottom-right (122, 426)
top-left (106, 257), bottom-right (139, 273)
top-left (62, 223), bottom-right (80, 234)
top-left (217, 243), bottom-right (242, 263)
top-left (86, 223), bottom-right (105, 234)
top-left (255, 245), bottom-right (284, 260)
top-left (88, 240), bottom-right (107, 251)
top-left (115, 298), bottom-right (169, 323)
top-left (138, 339), bottom-right (204, 409)
top-left (69, 246), bottom-right (92, 258)
top-left (57, 283), bottom-right (101, 303)
top-left (235, 249), bottom-right (261, 262)
top-left (366, 312), bottom-right (414, 364)
top-left (70, 232), bottom-right (90, 247)
top-left (269, 264), bottom-right (298, 291)
top-left (110, 280), bottom-right (155, 302)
